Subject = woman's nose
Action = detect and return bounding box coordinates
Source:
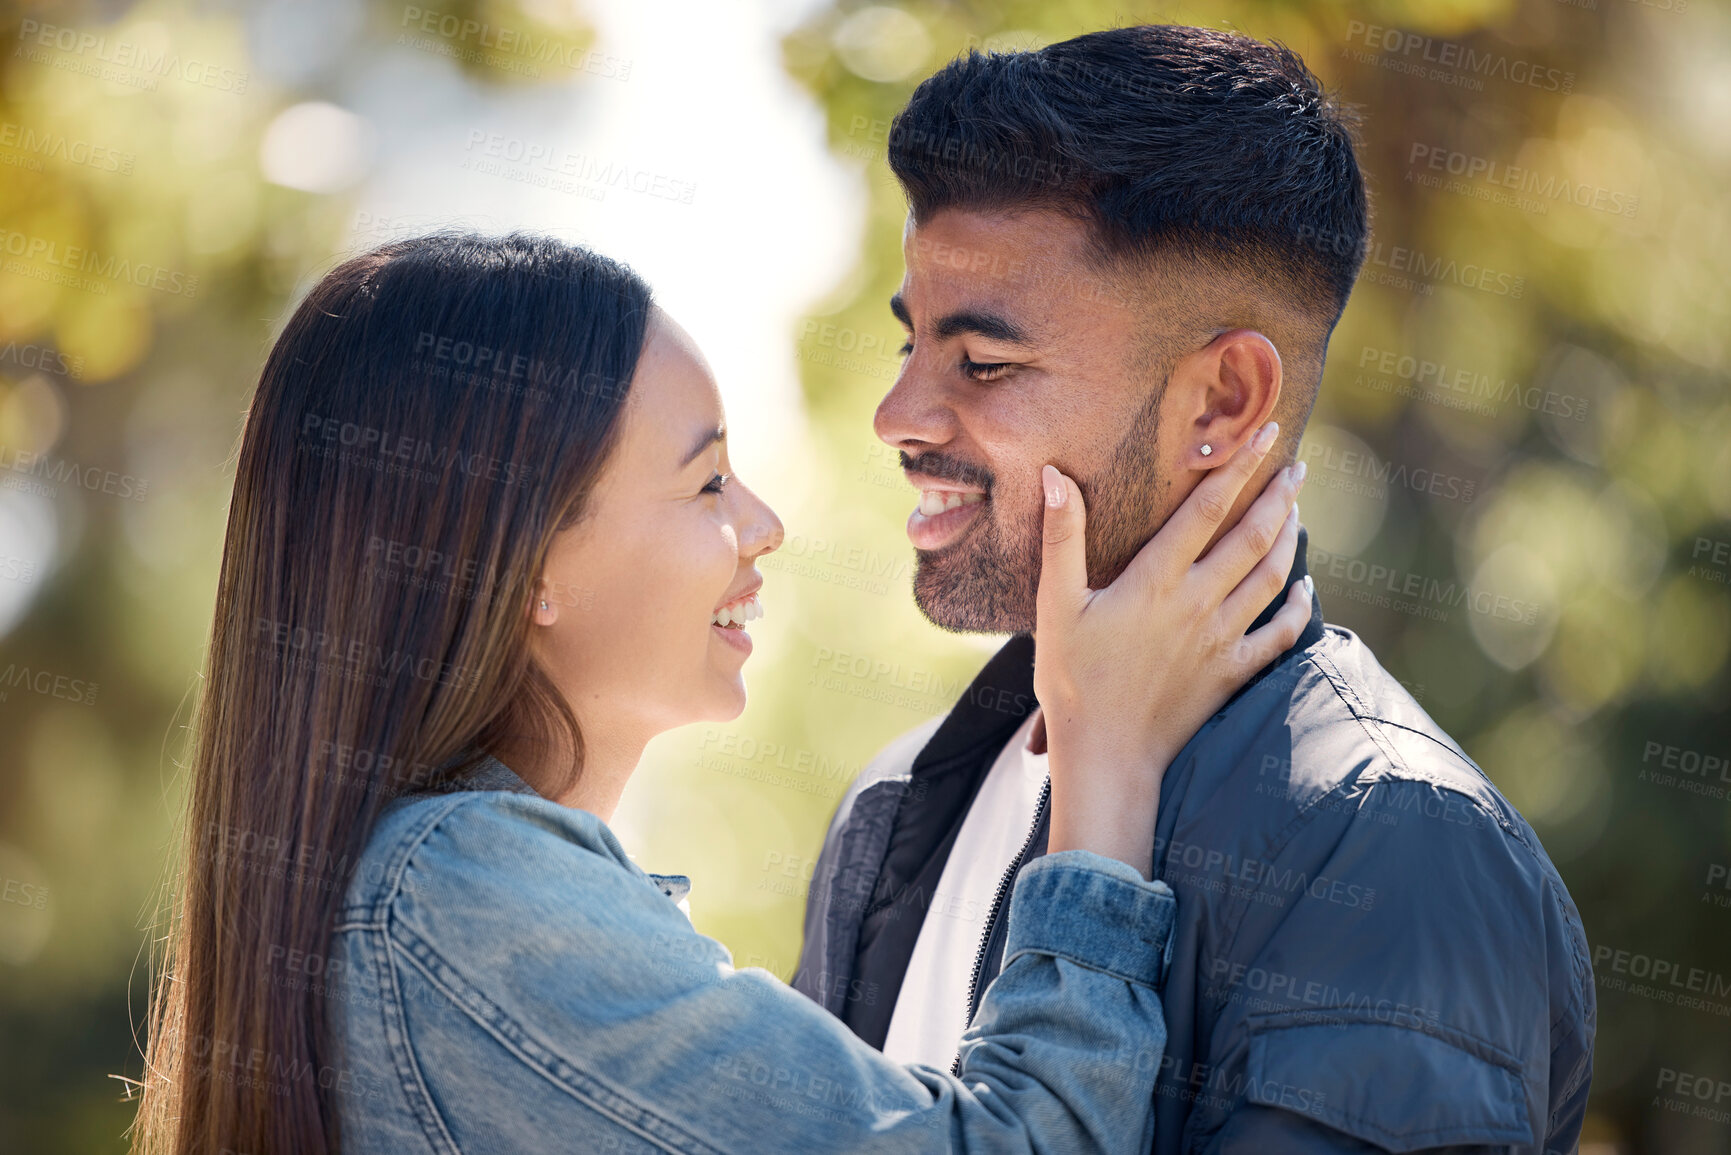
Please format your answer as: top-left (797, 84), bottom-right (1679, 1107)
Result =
top-left (738, 485), bottom-right (784, 558)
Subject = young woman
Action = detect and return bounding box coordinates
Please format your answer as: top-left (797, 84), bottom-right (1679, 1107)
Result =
top-left (133, 233), bottom-right (1309, 1154)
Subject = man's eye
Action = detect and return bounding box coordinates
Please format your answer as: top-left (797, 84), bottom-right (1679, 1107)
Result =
top-left (701, 472), bottom-right (731, 495)
top-left (961, 358), bottom-right (1012, 382)
top-left (898, 340), bottom-right (913, 357)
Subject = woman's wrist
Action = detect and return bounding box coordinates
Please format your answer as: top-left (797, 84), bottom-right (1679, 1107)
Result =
top-left (1046, 766), bottom-right (1164, 879)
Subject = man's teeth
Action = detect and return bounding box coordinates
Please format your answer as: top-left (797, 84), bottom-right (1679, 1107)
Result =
top-left (917, 490), bottom-right (986, 517)
top-left (712, 593), bottom-right (764, 629)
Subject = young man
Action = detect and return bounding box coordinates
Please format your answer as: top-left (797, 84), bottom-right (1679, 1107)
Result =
top-left (795, 26), bottom-right (1594, 1154)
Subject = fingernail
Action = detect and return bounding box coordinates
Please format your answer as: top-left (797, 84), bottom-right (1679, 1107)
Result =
top-left (1286, 503), bottom-right (1299, 527)
top-left (1303, 573), bottom-right (1315, 601)
top-left (1043, 464), bottom-right (1066, 508)
top-left (1253, 421), bottom-right (1279, 453)
top-left (1292, 460), bottom-right (1308, 485)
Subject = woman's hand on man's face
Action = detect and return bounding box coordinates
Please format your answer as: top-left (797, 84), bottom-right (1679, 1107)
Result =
top-left (1035, 420), bottom-right (1311, 877)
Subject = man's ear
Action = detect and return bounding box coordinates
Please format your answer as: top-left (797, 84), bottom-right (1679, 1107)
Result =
top-left (1173, 329), bottom-right (1282, 470)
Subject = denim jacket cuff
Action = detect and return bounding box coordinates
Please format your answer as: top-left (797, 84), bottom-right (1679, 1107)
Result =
top-left (1002, 849), bottom-right (1177, 990)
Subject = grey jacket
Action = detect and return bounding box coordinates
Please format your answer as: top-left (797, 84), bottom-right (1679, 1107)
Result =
top-left (794, 535), bottom-right (1595, 1154)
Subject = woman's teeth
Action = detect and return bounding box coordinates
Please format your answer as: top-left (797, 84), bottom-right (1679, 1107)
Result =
top-left (917, 490), bottom-right (985, 516)
top-left (711, 592), bottom-right (763, 629)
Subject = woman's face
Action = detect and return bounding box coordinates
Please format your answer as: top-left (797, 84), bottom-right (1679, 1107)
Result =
top-left (532, 308), bottom-right (783, 737)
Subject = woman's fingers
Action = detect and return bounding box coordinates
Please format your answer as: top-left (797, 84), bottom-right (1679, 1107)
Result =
top-left (1035, 465), bottom-right (1089, 641)
top-left (1197, 458), bottom-right (1306, 592)
top-left (1212, 572), bottom-right (1313, 677)
top-left (1130, 419), bottom-right (1281, 588)
top-left (1214, 496), bottom-right (1302, 632)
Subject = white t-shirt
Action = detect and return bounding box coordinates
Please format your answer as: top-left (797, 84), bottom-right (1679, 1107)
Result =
top-left (881, 709), bottom-right (1048, 1071)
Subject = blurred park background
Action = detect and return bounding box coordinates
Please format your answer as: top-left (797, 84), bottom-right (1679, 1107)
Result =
top-left (0, 0), bottom-right (1727, 1150)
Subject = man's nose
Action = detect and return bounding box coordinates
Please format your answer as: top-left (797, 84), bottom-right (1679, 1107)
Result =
top-left (873, 362), bottom-right (959, 451)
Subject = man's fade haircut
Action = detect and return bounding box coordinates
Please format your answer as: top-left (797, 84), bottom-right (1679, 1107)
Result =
top-left (886, 25), bottom-right (1369, 326)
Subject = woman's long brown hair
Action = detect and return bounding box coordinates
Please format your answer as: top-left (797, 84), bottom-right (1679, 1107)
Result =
top-left (131, 234), bottom-right (653, 1154)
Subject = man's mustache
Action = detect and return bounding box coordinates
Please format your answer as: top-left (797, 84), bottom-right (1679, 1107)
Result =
top-left (899, 450), bottom-right (994, 492)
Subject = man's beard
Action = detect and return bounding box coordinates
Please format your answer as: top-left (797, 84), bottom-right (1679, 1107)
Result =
top-left (909, 389), bottom-right (1169, 634)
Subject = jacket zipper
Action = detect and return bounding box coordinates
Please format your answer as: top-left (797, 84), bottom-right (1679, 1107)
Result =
top-left (951, 774), bottom-right (1050, 1076)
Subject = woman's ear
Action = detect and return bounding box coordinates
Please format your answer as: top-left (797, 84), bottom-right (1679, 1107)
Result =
top-left (1183, 329), bottom-right (1283, 469)
top-left (530, 580), bottom-right (558, 626)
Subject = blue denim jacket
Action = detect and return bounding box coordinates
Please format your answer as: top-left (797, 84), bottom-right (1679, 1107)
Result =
top-left (327, 758), bottom-right (1178, 1153)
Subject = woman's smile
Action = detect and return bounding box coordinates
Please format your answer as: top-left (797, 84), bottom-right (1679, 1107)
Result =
top-left (710, 586), bottom-right (764, 654)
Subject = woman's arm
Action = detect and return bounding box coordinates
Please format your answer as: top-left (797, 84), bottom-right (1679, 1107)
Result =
top-left (342, 794), bottom-right (1173, 1155)
top-left (1037, 420), bottom-right (1310, 877)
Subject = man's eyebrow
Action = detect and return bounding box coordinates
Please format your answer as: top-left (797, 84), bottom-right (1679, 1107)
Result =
top-left (932, 309), bottom-right (1032, 346)
top-left (887, 293), bottom-right (1033, 347)
top-left (679, 424), bottom-right (725, 469)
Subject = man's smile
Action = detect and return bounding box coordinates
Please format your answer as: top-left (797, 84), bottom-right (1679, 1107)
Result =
top-left (904, 471), bottom-right (988, 550)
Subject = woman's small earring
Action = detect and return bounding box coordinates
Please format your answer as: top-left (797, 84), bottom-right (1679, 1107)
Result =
top-left (1200, 444), bottom-right (1213, 457)
top-left (539, 600), bottom-right (549, 612)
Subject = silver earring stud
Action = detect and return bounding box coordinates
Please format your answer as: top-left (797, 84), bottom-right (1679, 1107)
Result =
top-left (1200, 444), bottom-right (1213, 457)
top-left (540, 600), bottom-right (548, 611)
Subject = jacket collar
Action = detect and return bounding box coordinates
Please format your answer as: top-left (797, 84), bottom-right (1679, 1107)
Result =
top-left (405, 752), bottom-right (541, 798)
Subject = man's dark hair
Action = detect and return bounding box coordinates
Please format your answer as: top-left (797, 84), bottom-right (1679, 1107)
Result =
top-left (887, 25), bottom-right (1368, 321)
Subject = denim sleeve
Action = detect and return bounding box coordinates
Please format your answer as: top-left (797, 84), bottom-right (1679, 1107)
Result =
top-left (380, 798), bottom-right (1174, 1155)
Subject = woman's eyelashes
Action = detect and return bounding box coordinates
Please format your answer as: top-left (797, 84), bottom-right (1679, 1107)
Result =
top-left (895, 340), bottom-right (1013, 383)
top-left (701, 471), bottom-right (731, 496)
